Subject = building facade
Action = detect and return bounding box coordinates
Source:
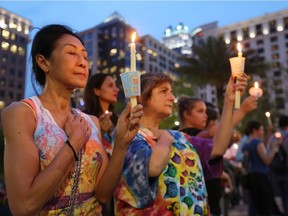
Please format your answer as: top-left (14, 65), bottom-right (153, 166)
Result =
top-left (162, 22), bottom-right (192, 56)
top-left (191, 9), bottom-right (288, 112)
top-left (0, 8), bottom-right (32, 108)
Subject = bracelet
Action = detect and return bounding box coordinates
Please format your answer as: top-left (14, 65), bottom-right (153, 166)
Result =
top-left (65, 139), bottom-right (78, 161)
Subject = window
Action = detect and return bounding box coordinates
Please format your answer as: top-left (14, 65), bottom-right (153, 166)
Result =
top-left (276, 97), bottom-right (285, 109)
top-left (270, 36), bottom-right (278, 42)
top-left (269, 20), bottom-right (276, 33)
top-left (271, 44), bottom-right (278, 51)
top-left (272, 53), bottom-right (279, 60)
top-left (274, 71), bottom-right (281, 77)
top-left (257, 40), bottom-right (263, 46)
top-left (242, 27), bottom-right (249, 40)
top-left (256, 24), bottom-right (262, 36)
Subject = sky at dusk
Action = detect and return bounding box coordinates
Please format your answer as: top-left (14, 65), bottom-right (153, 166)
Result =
top-left (1, 1), bottom-right (288, 97)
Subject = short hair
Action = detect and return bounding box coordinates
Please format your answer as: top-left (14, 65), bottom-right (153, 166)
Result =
top-left (246, 120), bottom-right (262, 135)
top-left (140, 73), bottom-right (173, 104)
top-left (278, 115), bottom-right (288, 128)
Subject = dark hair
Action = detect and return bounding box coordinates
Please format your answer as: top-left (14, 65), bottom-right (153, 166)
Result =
top-left (279, 115), bottom-right (288, 128)
top-left (83, 73), bottom-right (118, 125)
top-left (31, 24), bottom-right (84, 93)
top-left (246, 120), bottom-right (262, 135)
top-left (178, 97), bottom-right (203, 123)
top-left (140, 73), bottom-right (173, 104)
top-left (206, 107), bottom-right (218, 128)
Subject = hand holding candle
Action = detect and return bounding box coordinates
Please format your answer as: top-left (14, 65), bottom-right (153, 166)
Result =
top-left (120, 32), bottom-right (140, 109)
top-left (249, 82), bottom-right (263, 98)
top-left (265, 111), bottom-right (273, 127)
top-left (229, 42), bottom-right (245, 109)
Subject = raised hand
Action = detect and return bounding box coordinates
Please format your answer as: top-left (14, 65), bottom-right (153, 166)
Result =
top-left (225, 73), bottom-right (248, 101)
top-left (240, 95), bottom-right (258, 114)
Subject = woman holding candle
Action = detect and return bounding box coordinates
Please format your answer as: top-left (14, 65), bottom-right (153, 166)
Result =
top-left (84, 73), bottom-right (119, 156)
top-left (177, 95), bottom-right (257, 216)
top-left (114, 72), bottom-right (247, 215)
top-left (1, 24), bottom-right (144, 215)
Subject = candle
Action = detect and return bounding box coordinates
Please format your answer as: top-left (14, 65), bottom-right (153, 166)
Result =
top-left (265, 111), bottom-right (273, 127)
top-left (130, 32), bottom-right (136, 71)
top-left (237, 42), bottom-right (242, 57)
top-left (130, 32), bottom-right (137, 108)
top-left (248, 82), bottom-right (263, 98)
top-left (229, 42), bottom-right (245, 109)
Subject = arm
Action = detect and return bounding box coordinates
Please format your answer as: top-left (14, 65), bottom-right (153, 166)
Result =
top-left (94, 103), bottom-right (143, 203)
top-left (149, 130), bottom-right (174, 177)
top-left (210, 75), bottom-right (248, 158)
top-left (257, 140), bottom-right (280, 165)
top-left (197, 95), bottom-right (257, 139)
top-left (2, 102), bottom-right (90, 215)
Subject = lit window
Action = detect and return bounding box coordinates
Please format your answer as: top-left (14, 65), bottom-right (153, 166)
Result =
top-left (1, 41), bottom-right (9, 50)
top-left (2, 30), bottom-right (10, 39)
top-left (10, 45), bottom-right (17, 53)
top-left (110, 48), bottom-right (117, 56)
top-left (17, 23), bottom-right (22, 32)
top-left (17, 47), bottom-right (25, 55)
top-left (11, 33), bottom-right (15, 40)
top-left (110, 66), bottom-right (117, 73)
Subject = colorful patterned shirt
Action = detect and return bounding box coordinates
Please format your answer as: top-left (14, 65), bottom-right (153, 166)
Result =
top-left (115, 127), bottom-right (215, 216)
top-left (22, 96), bottom-right (105, 215)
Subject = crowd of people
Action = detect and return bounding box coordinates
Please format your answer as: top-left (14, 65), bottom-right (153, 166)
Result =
top-left (1, 23), bottom-right (288, 216)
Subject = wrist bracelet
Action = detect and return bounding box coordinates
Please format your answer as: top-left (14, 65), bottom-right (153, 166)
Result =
top-left (65, 139), bottom-right (78, 161)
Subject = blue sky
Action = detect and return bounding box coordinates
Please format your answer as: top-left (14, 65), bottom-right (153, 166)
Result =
top-left (1, 1), bottom-right (287, 97)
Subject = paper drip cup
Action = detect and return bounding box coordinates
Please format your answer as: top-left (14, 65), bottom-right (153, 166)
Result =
top-left (120, 71), bottom-right (141, 98)
top-left (229, 56), bottom-right (245, 109)
top-left (229, 57), bottom-right (245, 76)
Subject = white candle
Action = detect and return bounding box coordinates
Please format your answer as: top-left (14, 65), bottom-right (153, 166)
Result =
top-left (130, 32), bottom-right (136, 71)
top-left (234, 42), bottom-right (243, 109)
top-left (249, 82), bottom-right (263, 98)
top-left (265, 111), bottom-right (272, 126)
top-left (130, 32), bottom-right (137, 108)
top-left (237, 42), bottom-right (242, 57)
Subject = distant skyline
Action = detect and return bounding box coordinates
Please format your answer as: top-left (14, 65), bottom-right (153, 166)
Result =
top-left (1, 1), bottom-right (288, 97)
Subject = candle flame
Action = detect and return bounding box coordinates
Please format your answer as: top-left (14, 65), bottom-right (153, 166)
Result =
top-left (265, 112), bottom-right (270, 118)
top-left (237, 42), bottom-right (242, 52)
top-left (131, 32), bottom-right (136, 43)
top-left (254, 82), bottom-right (259, 89)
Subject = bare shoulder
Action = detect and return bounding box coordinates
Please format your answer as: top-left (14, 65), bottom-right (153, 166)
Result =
top-left (1, 101), bottom-right (36, 132)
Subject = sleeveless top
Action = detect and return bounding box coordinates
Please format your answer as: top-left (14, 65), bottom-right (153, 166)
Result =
top-left (22, 96), bottom-right (105, 215)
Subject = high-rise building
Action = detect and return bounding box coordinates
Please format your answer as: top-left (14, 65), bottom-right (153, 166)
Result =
top-left (77, 12), bottom-right (181, 107)
top-left (79, 11), bottom-right (137, 81)
top-left (191, 9), bottom-right (288, 112)
top-left (140, 34), bottom-right (181, 79)
top-left (0, 8), bottom-right (32, 109)
top-left (79, 11), bottom-right (181, 80)
top-left (162, 22), bottom-right (192, 56)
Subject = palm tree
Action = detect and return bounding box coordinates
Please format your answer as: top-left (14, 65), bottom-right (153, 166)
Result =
top-left (179, 36), bottom-right (268, 111)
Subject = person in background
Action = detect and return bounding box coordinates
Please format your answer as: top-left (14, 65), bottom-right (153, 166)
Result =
top-left (178, 96), bottom-right (257, 216)
top-left (267, 115), bottom-right (288, 215)
top-left (83, 73), bottom-right (120, 216)
top-left (84, 73), bottom-right (119, 156)
top-left (1, 24), bottom-right (143, 216)
top-left (242, 120), bottom-right (281, 216)
top-left (114, 72), bottom-right (247, 215)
